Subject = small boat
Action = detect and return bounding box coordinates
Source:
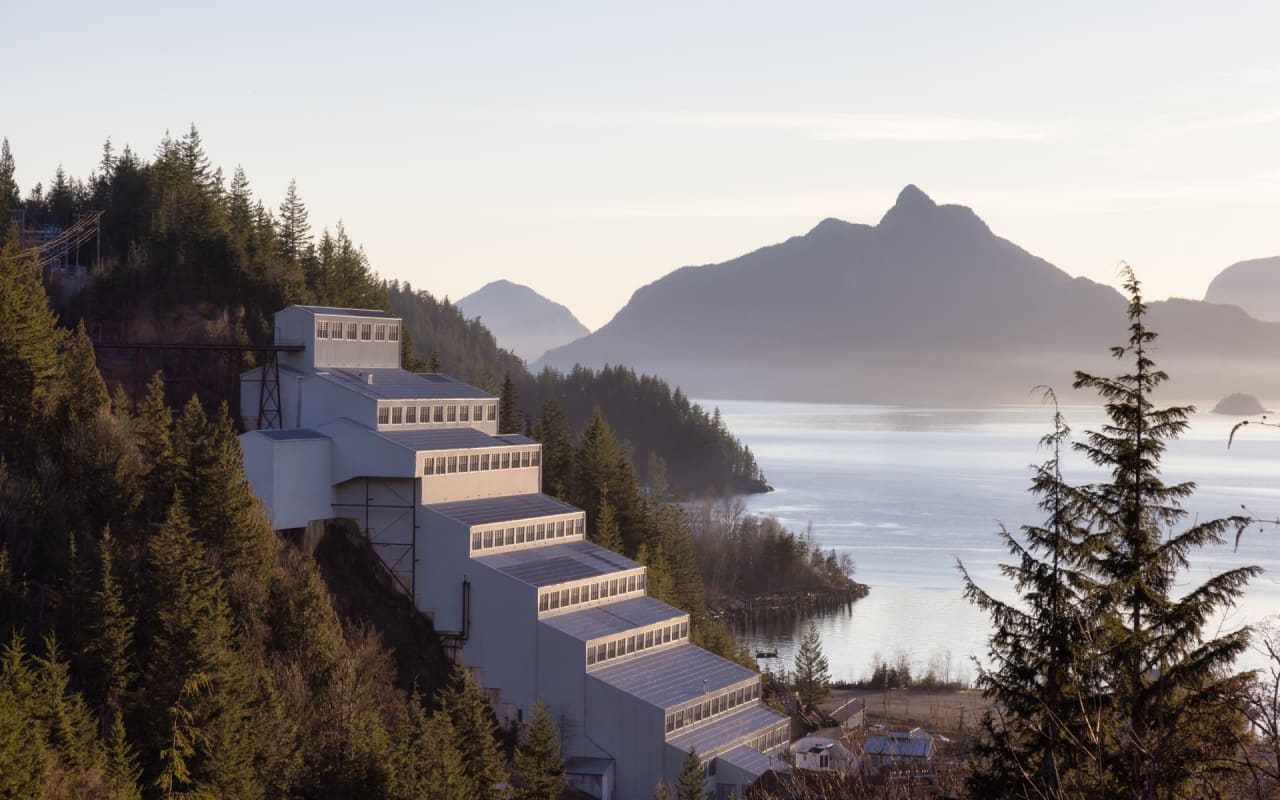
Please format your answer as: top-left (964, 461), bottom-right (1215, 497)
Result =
top-left (755, 648), bottom-right (779, 658)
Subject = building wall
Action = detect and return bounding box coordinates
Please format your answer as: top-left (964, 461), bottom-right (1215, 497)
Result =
top-left (276, 307), bottom-right (401, 371)
top-left (239, 432), bottom-right (275, 509)
top-left (586, 678), bottom-right (665, 800)
top-left (239, 434), bottom-right (334, 530)
top-left (461, 562), bottom-right (539, 714)
top-left (535, 624), bottom-right (612, 762)
top-left (322, 420), bottom-right (417, 483)
top-left (415, 510), bottom-right (471, 633)
top-left (421, 458), bottom-right (541, 503)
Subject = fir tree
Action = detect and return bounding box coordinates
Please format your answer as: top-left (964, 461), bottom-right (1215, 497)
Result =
top-left (278, 179), bottom-right (312, 264)
top-left (0, 237), bottom-right (65, 465)
top-left (533, 398), bottom-right (574, 500)
top-left (675, 748), bottom-right (707, 800)
top-left (793, 620), bottom-right (830, 706)
top-left (0, 633), bottom-right (44, 796)
top-left (106, 713), bottom-right (143, 800)
top-left (440, 665), bottom-right (507, 798)
top-left (393, 695), bottom-right (469, 800)
top-left (592, 494), bottom-right (624, 553)
top-left (87, 529), bottom-right (135, 723)
top-left (500, 373), bottom-right (520, 434)
top-left (32, 636), bottom-right (107, 784)
top-left (0, 138), bottom-right (16, 249)
top-left (135, 371), bottom-right (176, 522)
top-left (511, 698), bottom-right (565, 800)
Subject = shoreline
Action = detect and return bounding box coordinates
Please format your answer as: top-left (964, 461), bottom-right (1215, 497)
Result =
top-left (707, 582), bottom-right (870, 626)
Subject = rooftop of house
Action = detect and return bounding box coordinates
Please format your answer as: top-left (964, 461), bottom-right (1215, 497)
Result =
top-left (289, 305), bottom-right (398, 318)
top-left (251, 428), bottom-right (331, 442)
top-left (716, 743), bottom-right (789, 780)
top-left (540, 595), bottom-right (686, 643)
top-left (864, 729), bottom-right (936, 759)
top-left (589, 643), bottom-right (759, 710)
top-left (474, 539), bottom-right (639, 587)
top-left (315, 368), bottom-right (494, 400)
top-left (426, 493), bottom-right (582, 527)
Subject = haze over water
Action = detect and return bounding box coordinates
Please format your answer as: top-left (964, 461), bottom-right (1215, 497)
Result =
top-left (709, 400), bottom-right (1280, 682)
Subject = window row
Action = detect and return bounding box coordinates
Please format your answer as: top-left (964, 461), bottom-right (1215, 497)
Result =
top-left (538, 572), bottom-right (646, 614)
top-left (379, 402), bottom-right (498, 426)
top-left (316, 320), bottom-right (400, 342)
top-left (664, 681), bottom-right (761, 734)
top-left (470, 517), bottom-right (584, 552)
top-left (587, 620), bottom-right (688, 668)
top-left (425, 449), bottom-right (540, 476)
top-left (745, 725), bottom-right (789, 754)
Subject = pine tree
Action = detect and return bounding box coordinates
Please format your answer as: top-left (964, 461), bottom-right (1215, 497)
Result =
top-left (278, 179), bottom-right (312, 264)
top-left (135, 371), bottom-right (176, 522)
top-left (440, 665), bottom-right (507, 798)
top-left (32, 636), bottom-right (107, 785)
top-left (105, 713), bottom-right (143, 800)
top-left (392, 694), bottom-right (469, 800)
top-left (87, 529), bottom-right (135, 722)
top-left (675, 748), bottom-right (707, 800)
top-left (592, 494), bottom-right (624, 552)
top-left (533, 398), bottom-right (574, 500)
top-left (0, 236), bottom-right (65, 464)
top-left (57, 321), bottom-right (110, 426)
top-left (511, 698), bottom-right (565, 800)
top-left (500, 373), bottom-right (520, 434)
top-left (1069, 266), bottom-right (1260, 799)
top-left (0, 633), bottom-right (44, 796)
top-left (962, 393), bottom-right (1103, 798)
top-left (793, 620), bottom-right (830, 706)
top-left (0, 138), bottom-right (17, 249)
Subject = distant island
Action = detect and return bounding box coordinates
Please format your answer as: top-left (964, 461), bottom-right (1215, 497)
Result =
top-left (1212, 392), bottom-right (1268, 415)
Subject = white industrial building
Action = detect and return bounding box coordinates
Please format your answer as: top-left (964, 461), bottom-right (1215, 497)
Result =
top-left (239, 305), bottom-right (791, 800)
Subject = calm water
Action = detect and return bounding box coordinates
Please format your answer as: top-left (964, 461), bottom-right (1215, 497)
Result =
top-left (705, 401), bottom-right (1280, 682)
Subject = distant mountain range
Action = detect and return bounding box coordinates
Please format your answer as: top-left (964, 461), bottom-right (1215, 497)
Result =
top-left (538, 186), bottom-right (1280, 404)
top-left (456, 280), bottom-right (590, 362)
top-left (1204, 256), bottom-right (1280, 323)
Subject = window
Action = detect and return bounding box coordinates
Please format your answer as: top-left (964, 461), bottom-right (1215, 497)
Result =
top-left (639, 573), bottom-right (647, 590)
top-left (560, 589), bottom-right (569, 607)
top-left (556, 521), bottom-right (566, 537)
top-left (646, 630), bottom-right (654, 648)
top-left (590, 583), bottom-right (599, 601)
top-left (459, 456), bottom-right (469, 473)
top-left (587, 647), bottom-right (596, 666)
top-left (392, 406), bottom-right (403, 424)
top-left (577, 518), bottom-right (585, 535)
top-left (460, 405), bottom-right (470, 422)
top-left (666, 715), bottom-right (675, 733)
top-left (447, 406), bottom-right (457, 422)
top-left (473, 405), bottom-right (483, 420)
top-left (487, 404), bottom-right (496, 421)
top-left (501, 452), bottom-right (511, 469)
top-left (597, 644), bottom-right (606, 663)
top-left (609, 579), bottom-right (618, 596)
top-left (471, 532), bottom-right (481, 550)
top-left (469, 455), bottom-right (480, 471)
top-left (316, 320), bottom-right (329, 339)
top-left (377, 406), bottom-right (390, 425)
top-left (539, 594), bottom-right (549, 612)
top-left (406, 406), bottom-right (417, 424)
top-left (549, 591), bottom-right (560, 610)
top-left (516, 526), bottom-right (525, 543)
top-left (681, 621), bottom-right (689, 638)
top-left (480, 454), bottom-right (490, 470)
top-left (374, 323), bottom-right (386, 340)
top-left (536, 524), bottom-right (546, 540)
top-left (420, 405), bottom-right (430, 422)
top-left (436, 457), bottom-right (446, 474)
top-left (663, 626), bottom-right (671, 643)
top-left (607, 641), bottom-right (616, 659)
top-left (483, 530), bottom-right (493, 548)
top-left (521, 451), bottom-right (531, 468)
top-left (571, 587), bottom-right (579, 605)
top-left (389, 324), bottom-right (399, 341)
top-left (447, 456), bottom-right (458, 473)
top-left (434, 406), bottom-right (444, 422)
top-left (694, 704), bottom-right (703, 722)
top-left (505, 528), bottom-right (515, 546)
top-left (424, 458), bottom-right (435, 475)
top-left (346, 322), bottom-right (358, 340)
top-left (360, 323), bottom-right (372, 340)
top-left (627, 575), bottom-right (637, 593)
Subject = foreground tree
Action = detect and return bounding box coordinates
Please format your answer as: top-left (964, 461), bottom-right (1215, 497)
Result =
top-left (675, 748), bottom-right (707, 800)
top-left (511, 699), bottom-right (565, 800)
top-left (964, 267), bottom-right (1261, 800)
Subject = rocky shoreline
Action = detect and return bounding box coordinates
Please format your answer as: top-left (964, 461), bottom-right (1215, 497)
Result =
top-left (707, 583), bottom-right (870, 625)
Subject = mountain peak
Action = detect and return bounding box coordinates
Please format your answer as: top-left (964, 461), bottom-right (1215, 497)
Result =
top-left (895, 184), bottom-right (936, 210)
top-left (879, 184), bottom-right (940, 229)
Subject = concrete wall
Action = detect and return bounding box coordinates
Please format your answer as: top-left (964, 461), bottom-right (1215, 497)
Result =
top-left (586, 678), bottom-right (665, 800)
top-left (461, 561), bottom-right (539, 715)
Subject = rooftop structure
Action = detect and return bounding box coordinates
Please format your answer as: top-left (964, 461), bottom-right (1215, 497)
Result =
top-left (238, 305), bottom-right (789, 799)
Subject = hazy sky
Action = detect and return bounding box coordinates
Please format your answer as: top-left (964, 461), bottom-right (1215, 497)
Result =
top-left (6, 1), bottom-right (1280, 330)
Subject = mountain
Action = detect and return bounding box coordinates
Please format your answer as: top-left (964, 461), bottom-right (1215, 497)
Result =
top-left (538, 186), bottom-right (1280, 404)
top-left (1204, 256), bottom-right (1280, 322)
top-left (456, 279), bottom-right (590, 362)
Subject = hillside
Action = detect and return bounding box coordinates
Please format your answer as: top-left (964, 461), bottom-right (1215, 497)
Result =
top-left (456, 279), bottom-right (590, 362)
top-left (539, 186), bottom-right (1280, 404)
top-left (1204, 256), bottom-right (1280, 322)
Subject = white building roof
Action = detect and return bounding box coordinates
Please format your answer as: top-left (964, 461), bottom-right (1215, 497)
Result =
top-left (427, 494), bottom-right (581, 527)
top-left (378, 428), bottom-right (532, 452)
top-left (541, 596), bottom-right (686, 642)
top-left (289, 305), bottom-right (396, 318)
top-left (315, 368), bottom-right (494, 400)
top-left (666, 703), bottom-right (790, 754)
top-left (716, 743), bottom-right (789, 779)
top-left (475, 540), bottom-right (638, 587)
top-left (252, 428), bottom-right (330, 441)
top-left (589, 644), bottom-right (758, 710)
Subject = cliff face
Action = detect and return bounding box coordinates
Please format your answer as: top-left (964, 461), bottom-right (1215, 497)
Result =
top-left (539, 186), bottom-right (1280, 403)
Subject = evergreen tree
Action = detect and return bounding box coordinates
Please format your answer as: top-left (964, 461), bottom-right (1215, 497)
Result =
top-left (135, 370), bottom-right (176, 523)
top-left (0, 237), bottom-right (65, 465)
top-left (1069, 267), bottom-right (1260, 799)
top-left (106, 713), bottom-right (143, 800)
top-left (962, 393), bottom-right (1102, 798)
top-left (87, 529), bottom-right (135, 723)
top-left (278, 179), bottom-right (312, 264)
top-left (393, 695), bottom-right (469, 800)
top-left (32, 636), bottom-right (107, 786)
top-left (592, 494), bottom-right (624, 553)
top-left (0, 634), bottom-right (44, 796)
top-left (574, 407), bottom-right (643, 552)
top-left (675, 748), bottom-right (707, 800)
top-left (511, 698), bottom-right (565, 800)
top-left (440, 665), bottom-right (507, 798)
top-left (0, 138), bottom-right (16, 249)
top-left (500, 373), bottom-right (520, 435)
top-left (793, 620), bottom-right (830, 706)
top-left (533, 397), bottom-right (574, 500)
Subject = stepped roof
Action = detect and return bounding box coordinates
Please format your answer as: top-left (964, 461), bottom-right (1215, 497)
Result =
top-left (475, 539), bottom-right (639, 587)
top-left (588, 644), bottom-right (758, 710)
top-left (378, 427), bottom-right (533, 451)
top-left (315, 368), bottom-right (493, 400)
top-left (541, 596), bottom-right (686, 642)
top-left (666, 703), bottom-right (790, 755)
top-left (426, 493), bottom-right (581, 527)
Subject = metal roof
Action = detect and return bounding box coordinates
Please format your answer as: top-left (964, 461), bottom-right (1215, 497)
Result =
top-left (377, 427), bottom-right (530, 452)
top-left (589, 644), bottom-right (759, 710)
top-left (864, 730), bottom-right (936, 759)
top-left (289, 305), bottom-right (397, 318)
top-left (427, 494), bottom-right (582, 527)
top-left (474, 540), bottom-right (638, 587)
top-left (541, 596), bottom-right (686, 642)
top-left (253, 428), bottom-right (330, 442)
top-left (666, 703), bottom-right (790, 756)
top-left (715, 744), bottom-right (789, 779)
top-left (316, 368), bottom-right (494, 401)
top-left (495, 433), bottom-right (537, 446)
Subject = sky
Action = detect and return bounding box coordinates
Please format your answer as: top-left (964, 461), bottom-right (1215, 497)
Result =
top-left (5, 1), bottom-right (1280, 330)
